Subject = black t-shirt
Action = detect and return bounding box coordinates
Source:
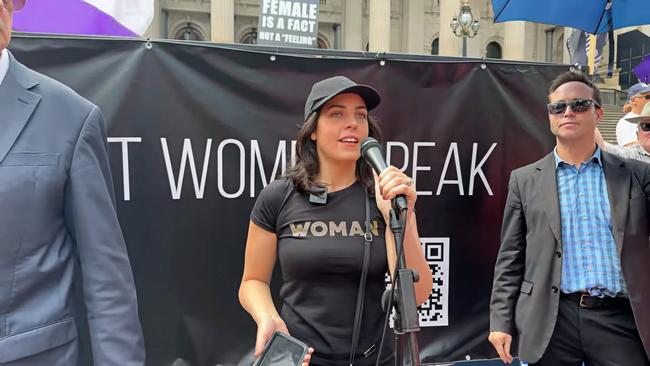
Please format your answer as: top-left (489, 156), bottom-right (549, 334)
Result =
top-left (251, 178), bottom-right (393, 365)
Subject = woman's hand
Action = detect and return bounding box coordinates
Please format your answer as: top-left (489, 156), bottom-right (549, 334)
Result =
top-left (254, 315), bottom-right (289, 357)
top-left (302, 348), bottom-right (314, 366)
top-left (255, 315), bottom-right (314, 366)
top-left (374, 166), bottom-right (432, 304)
top-left (374, 166), bottom-right (416, 219)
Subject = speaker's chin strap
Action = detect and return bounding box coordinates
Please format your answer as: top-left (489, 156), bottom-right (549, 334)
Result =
top-left (349, 188), bottom-right (373, 365)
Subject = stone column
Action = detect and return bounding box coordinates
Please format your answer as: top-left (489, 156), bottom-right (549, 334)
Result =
top-left (563, 27), bottom-right (572, 64)
top-left (404, 0), bottom-right (424, 54)
top-left (503, 21), bottom-right (526, 61)
top-left (439, 0), bottom-right (460, 56)
top-left (368, 0), bottom-right (390, 52)
top-left (211, 0), bottom-right (234, 43)
top-left (343, 0), bottom-right (363, 50)
top-left (143, 0), bottom-right (162, 38)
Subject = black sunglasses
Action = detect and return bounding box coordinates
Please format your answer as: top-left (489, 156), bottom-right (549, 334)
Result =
top-left (547, 99), bottom-right (601, 115)
top-left (639, 123), bottom-right (650, 132)
top-left (633, 95), bottom-right (650, 100)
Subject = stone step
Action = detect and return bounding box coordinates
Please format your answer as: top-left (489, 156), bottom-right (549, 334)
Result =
top-left (600, 104), bottom-right (626, 144)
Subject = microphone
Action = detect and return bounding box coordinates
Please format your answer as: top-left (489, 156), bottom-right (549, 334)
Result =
top-left (360, 137), bottom-right (408, 212)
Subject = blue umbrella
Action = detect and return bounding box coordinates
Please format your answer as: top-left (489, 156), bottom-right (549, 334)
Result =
top-left (492, 0), bottom-right (650, 34)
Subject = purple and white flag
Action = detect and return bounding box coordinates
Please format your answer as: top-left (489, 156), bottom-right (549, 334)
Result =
top-left (13, 0), bottom-right (154, 37)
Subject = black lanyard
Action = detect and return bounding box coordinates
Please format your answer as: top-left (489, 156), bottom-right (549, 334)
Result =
top-left (349, 188), bottom-right (373, 365)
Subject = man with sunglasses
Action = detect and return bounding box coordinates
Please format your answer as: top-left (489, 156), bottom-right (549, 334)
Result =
top-left (1, 1), bottom-right (144, 365)
top-left (489, 71), bottom-right (650, 366)
top-left (616, 82), bottom-right (650, 147)
top-left (596, 103), bottom-right (650, 163)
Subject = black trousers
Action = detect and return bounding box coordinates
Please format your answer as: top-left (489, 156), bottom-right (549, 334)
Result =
top-left (531, 295), bottom-right (650, 366)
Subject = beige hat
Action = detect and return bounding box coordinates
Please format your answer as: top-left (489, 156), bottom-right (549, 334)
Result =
top-left (626, 103), bottom-right (650, 124)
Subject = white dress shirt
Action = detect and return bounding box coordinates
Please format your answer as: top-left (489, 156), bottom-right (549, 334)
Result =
top-left (616, 112), bottom-right (639, 146)
top-left (0, 48), bottom-right (10, 87)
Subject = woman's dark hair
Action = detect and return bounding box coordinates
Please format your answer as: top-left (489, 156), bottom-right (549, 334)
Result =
top-left (284, 110), bottom-right (383, 193)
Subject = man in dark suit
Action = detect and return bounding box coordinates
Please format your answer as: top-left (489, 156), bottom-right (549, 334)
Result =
top-left (1, 1), bottom-right (145, 364)
top-left (488, 71), bottom-right (650, 366)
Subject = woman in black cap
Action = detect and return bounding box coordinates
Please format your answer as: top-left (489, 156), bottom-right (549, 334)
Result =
top-left (239, 76), bottom-right (433, 366)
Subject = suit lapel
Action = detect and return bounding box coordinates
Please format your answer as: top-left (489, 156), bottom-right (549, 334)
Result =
top-left (539, 153), bottom-right (563, 244)
top-left (602, 152), bottom-right (629, 255)
top-left (0, 52), bottom-right (41, 164)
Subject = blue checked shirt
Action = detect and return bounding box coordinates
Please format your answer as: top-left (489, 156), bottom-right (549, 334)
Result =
top-left (554, 148), bottom-right (627, 298)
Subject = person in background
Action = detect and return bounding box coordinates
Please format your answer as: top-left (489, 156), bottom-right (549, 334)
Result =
top-left (596, 103), bottom-right (650, 163)
top-left (616, 82), bottom-right (650, 147)
top-left (0, 1), bottom-right (145, 365)
top-left (488, 71), bottom-right (650, 365)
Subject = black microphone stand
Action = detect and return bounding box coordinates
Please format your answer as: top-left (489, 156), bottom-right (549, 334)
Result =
top-left (381, 203), bottom-right (421, 366)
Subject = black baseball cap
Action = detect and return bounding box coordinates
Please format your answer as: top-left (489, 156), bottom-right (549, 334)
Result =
top-left (303, 76), bottom-right (381, 122)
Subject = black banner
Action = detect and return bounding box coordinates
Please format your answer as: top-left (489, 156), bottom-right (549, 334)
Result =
top-left (10, 35), bottom-right (564, 365)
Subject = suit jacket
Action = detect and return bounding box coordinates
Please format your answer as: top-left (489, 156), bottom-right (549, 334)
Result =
top-left (490, 151), bottom-right (650, 363)
top-left (0, 52), bottom-right (145, 365)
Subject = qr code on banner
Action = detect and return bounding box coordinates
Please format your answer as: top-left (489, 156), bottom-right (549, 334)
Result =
top-left (385, 237), bottom-right (449, 327)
